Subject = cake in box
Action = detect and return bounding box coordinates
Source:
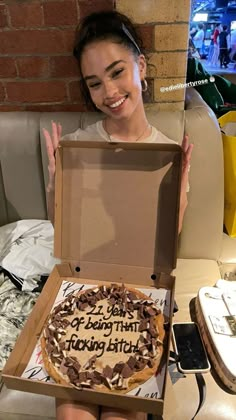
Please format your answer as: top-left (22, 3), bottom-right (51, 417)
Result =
top-left (41, 283), bottom-right (166, 393)
top-left (2, 140), bottom-right (182, 415)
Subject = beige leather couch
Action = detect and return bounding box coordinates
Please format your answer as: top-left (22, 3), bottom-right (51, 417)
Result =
top-left (0, 87), bottom-right (235, 419)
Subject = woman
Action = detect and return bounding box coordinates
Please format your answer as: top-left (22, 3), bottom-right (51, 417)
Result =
top-left (219, 25), bottom-right (230, 68)
top-left (207, 24), bottom-right (215, 63)
top-left (43, 11), bottom-right (193, 420)
top-left (193, 23), bottom-right (205, 57)
top-left (210, 23), bottom-right (221, 67)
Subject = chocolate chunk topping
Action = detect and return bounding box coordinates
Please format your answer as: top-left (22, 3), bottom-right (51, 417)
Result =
top-left (44, 327), bottom-right (50, 339)
top-left (90, 371), bottom-right (103, 385)
top-left (78, 371), bottom-right (88, 383)
top-left (80, 381), bottom-right (92, 388)
top-left (46, 342), bottom-right (54, 355)
top-left (127, 292), bottom-right (138, 301)
top-left (139, 319), bottom-right (148, 332)
top-left (73, 361), bottom-right (81, 373)
top-left (59, 341), bottom-right (66, 351)
top-left (64, 357), bottom-right (75, 367)
top-left (113, 362), bottom-right (125, 374)
top-left (80, 302), bottom-right (89, 311)
top-left (95, 291), bottom-right (104, 301)
top-left (148, 318), bottom-right (158, 338)
top-left (79, 294), bottom-right (87, 303)
top-left (54, 304), bottom-right (63, 314)
top-left (121, 363), bottom-right (133, 378)
top-left (138, 304), bottom-right (145, 319)
top-left (111, 372), bottom-right (120, 384)
top-left (83, 355), bottom-right (97, 370)
top-left (127, 302), bottom-right (134, 311)
top-left (135, 359), bottom-right (148, 371)
top-left (87, 297), bottom-right (97, 306)
top-left (67, 367), bottom-right (78, 383)
top-left (60, 359), bottom-right (69, 375)
top-left (148, 327), bottom-right (157, 338)
top-left (148, 358), bottom-right (155, 368)
top-left (103, 376), bottom-right (113, 390)
top-left (103, 365), bottom-right (113, 379)
top-left (145, 306), bottom-right (158, 317)
top-left (151, 338), bottom-right (157, 348)
top-left (108, 297), bottom-right (116, 305)
top-left (61, 319), bottom-right (70, 328)
top-left (127, 356), bottom-right (136, 370)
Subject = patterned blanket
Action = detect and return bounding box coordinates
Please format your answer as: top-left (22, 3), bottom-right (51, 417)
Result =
top-left (0, 271), bottom-right (39, 370)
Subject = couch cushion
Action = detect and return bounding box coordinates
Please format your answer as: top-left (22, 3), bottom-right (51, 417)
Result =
top-left (219, 233), bottom-right (236, 264)
top-left (178, 88), bottom-right (224, 261)
top-left (0, 112), bottom-right (47, 226)
top-left (173, 258), bottom-right (221, 321)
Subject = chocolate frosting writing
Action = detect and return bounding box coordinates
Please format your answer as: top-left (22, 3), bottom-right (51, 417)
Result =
top-left (70, 310), bottom-right (139, 337)
top-left (65, 334), bottom-right (139, 358)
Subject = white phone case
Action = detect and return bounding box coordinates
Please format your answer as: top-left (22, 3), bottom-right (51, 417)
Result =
top-left (172, 322), bottom-right (211, 374)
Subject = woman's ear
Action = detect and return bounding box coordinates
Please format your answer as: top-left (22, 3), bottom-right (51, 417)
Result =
top-left (138, 54), bottom-right (147, 79)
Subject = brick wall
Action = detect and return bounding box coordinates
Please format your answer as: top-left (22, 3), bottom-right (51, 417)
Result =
top-left (0, 0), bottom-right (191, 112)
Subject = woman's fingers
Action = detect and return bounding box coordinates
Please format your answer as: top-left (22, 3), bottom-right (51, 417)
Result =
top-left (43, 128), bottom-right (54, 159)
top-left (51, 120), bottom-right (60, 150)
top-left (181, 134), bottom-right (189, 153)
top-left (186, 142), bottom-right (194, 163)
top-left (43, 120), bottom-right (62, 156)
top-left (43, 122), bottom-right (62, 195)
top-left (57, 122), bottom-right (62, 140)
top-left (183, 143), bottom-right (193, 166)
top-left (181, 134), bottom-right (193, 171)
top-left (43, 127), bottom-right (56, 181)
top-left (180, 135), bottom-right (193, 198)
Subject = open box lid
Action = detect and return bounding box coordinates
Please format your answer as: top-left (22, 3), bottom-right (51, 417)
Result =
top-left (54, 141), bottom-right (182, 284)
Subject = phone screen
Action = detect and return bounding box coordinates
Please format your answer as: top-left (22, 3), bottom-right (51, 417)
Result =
top-left (173, 323), bottom-right (209, 371)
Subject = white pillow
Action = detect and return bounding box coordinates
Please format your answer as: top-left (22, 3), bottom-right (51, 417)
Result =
top-left (0, 220), bottom-right (60, 280)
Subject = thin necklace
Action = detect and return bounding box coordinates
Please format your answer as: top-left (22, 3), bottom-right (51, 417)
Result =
top-left (104, 119), bottom-right (151, 142)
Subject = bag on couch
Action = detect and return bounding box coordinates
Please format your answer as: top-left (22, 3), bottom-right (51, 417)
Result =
top-left (218, 111), bottom-right (236, 237)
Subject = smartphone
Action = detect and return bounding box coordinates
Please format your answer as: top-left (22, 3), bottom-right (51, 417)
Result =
top-left (172, 322), bottom-right (211, 374)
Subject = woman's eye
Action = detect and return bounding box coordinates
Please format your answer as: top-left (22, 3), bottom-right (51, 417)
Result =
top-left (112, 68), bottom-right (124, 78)
top-left (89, 82), bottom-right (101, 89)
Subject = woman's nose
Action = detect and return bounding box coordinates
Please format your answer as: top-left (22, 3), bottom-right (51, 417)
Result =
top-left (103, 80), bottom-right (118, 98)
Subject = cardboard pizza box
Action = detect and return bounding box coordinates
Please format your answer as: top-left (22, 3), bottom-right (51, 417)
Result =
top-left (2, 140), bottom-right (182, 415)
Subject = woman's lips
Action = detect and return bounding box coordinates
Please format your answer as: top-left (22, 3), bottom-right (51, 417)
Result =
top-left (106, 95), bottom-right (128, 112)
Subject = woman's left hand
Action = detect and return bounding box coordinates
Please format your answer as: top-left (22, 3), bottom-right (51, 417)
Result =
top-left (179, 134), bottom-right (194, 233)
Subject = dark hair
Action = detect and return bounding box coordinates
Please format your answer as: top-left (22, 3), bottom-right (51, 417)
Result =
top-left (216, 23), bottom-right (221, 28)
top-left (73, 11), bottom-right (143, 110)
top-left (198, 23), bottom-right (204, 30)
top-left (223, 25), bottom-right (227, 31)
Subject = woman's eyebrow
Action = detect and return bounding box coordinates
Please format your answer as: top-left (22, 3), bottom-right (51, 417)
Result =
top-left (84, 60), bottom-right (126, 81)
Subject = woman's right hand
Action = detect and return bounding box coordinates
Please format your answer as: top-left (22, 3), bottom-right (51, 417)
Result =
top-left (43, 121), bottom-right (62, 193)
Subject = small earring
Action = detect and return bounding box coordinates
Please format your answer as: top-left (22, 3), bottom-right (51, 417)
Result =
top-left (95, 104), bottom-right (100, 109)
top-left (142, 79), bottom-right (148, 92)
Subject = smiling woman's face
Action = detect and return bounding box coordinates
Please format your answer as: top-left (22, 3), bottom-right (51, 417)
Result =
top-left (80, 40), bottom-right (146, 121)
